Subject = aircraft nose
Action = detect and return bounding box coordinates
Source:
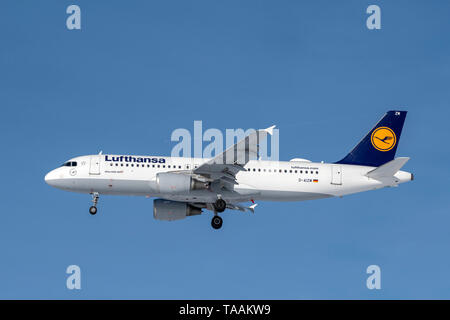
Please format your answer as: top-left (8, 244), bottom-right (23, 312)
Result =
top-left (44, 169), bottom-right (58, 186)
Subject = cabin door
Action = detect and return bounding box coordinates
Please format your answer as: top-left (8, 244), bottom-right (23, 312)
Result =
top-left (331, 165), bottom-right (342, 185)
top-left (89, 155), bottom-right (101, 175)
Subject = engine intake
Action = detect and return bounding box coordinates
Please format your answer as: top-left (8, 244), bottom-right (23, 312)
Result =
top-left (156, 172), bottom-right (209, 194)
top-left (153, 199), bottom-right (202, 221)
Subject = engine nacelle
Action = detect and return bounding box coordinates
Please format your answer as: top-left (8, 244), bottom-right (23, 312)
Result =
top-left (153, 199), bottom-right (202, 221)
top-left (156, 172), bottom-right (209, 194)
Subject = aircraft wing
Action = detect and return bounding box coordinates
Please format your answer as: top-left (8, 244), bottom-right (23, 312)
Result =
top-left (193, 125), bottom-right (276, 186)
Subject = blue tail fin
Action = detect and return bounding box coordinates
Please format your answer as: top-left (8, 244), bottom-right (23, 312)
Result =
top-left (336, 110), bottom-right (407, 167)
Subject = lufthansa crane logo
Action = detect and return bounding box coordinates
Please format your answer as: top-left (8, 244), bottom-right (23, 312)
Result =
top-left (371, 127), bottom-right (396, 152)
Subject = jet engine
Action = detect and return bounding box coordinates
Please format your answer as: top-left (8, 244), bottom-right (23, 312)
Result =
top-left (156, 172), bottom-right (209, 194)
top-left (153, 199), bottom-right (202, 221)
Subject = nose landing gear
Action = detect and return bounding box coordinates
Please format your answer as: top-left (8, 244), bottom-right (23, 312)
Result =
top-left (89, 192), bottom-right (99, 215)
top-left (89, 206), bottom-right (97, 215)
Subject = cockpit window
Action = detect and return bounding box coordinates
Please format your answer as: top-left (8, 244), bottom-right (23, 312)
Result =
top-left (62, 161), bottom-right (77, 167)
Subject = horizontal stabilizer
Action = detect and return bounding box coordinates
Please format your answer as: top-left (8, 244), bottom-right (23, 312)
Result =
top-left (365, 157), bottom-right (410, 181)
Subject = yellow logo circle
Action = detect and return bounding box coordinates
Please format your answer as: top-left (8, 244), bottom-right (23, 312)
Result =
top-left (371, 127), bottom-right (396, 152)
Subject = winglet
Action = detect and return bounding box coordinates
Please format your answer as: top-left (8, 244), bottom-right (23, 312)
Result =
top-left (264, 125), bottom-right (276, 136)
top-left (249, 203), bottom-right (258, 213)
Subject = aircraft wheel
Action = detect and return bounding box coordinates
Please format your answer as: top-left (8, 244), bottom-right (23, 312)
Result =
top-left (213, 199), bottom-right (226, 213)
top-left (211, 216), bottom-right (223, 229)
top-left (89, 206), bottom-right (97, 215)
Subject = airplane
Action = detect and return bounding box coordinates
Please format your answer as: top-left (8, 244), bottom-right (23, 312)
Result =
top-left (45, 110), bottom-right (413, 230)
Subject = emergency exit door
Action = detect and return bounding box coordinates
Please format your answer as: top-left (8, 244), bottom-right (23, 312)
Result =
top-left (331, 165), bottom-right (342, 185)
top-left (89, 155), bottom-right (101, 175)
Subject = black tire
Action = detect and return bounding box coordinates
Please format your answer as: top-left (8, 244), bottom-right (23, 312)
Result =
top-left (213, 199), bottom-right (226, 213)
top-left (89, 206), bottom-right (97, 215)
top-left (211, 216), bottom-right (223, 229)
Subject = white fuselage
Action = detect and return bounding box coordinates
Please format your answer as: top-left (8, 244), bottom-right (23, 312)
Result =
top-left (44, 154), bottom-right (413, 204)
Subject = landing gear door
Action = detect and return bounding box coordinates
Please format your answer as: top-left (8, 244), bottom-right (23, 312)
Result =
top-left (331, 165), bottom-right (342, 185)
top-left (89, 155), bottom-right (101, 175)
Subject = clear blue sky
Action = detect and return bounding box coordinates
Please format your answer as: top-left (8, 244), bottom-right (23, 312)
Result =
top-left (0, 0), bottom-right (449, 299)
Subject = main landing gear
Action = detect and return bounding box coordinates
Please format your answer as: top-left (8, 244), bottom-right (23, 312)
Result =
top-left (211, 198), bottom-right (226, 229)
top-left (89, 192), bottom-right (99, 215)
top-left (211, 215), bottom-right (223, 230)
top-left (213, 198), bottom-right (226, 213)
